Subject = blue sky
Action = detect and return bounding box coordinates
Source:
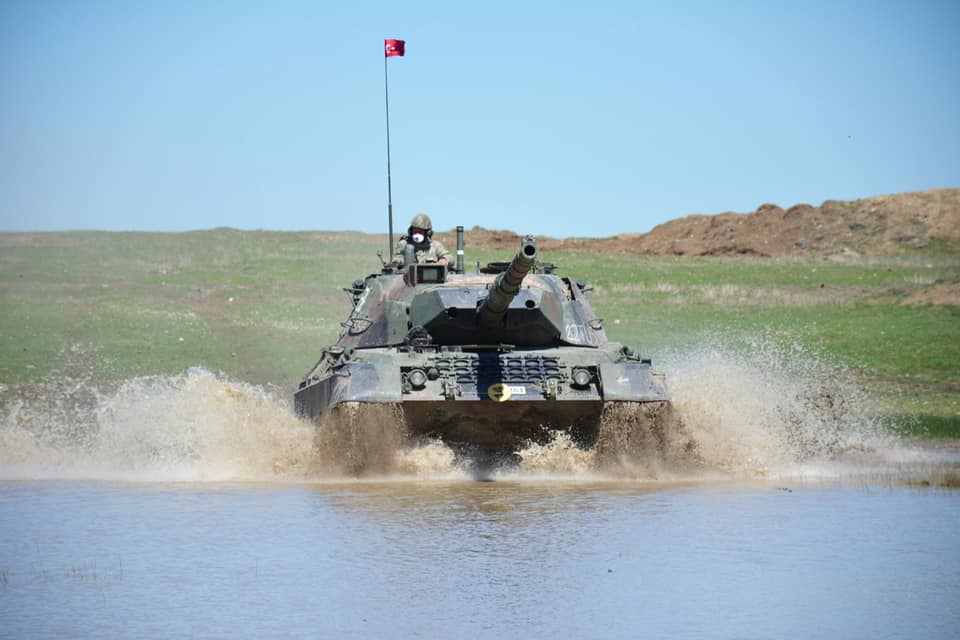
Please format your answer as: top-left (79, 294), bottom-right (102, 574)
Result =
top-left (1, 1), bottom-right (958, 236)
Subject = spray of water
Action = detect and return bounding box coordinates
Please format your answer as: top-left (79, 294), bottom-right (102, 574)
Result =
top-left (659, 338), bottom-right (900, 480)
top-left (0, 341), bottom-right (952, 484)
top-left (0, 368), bottom-right (317, 481)
top-left (508, 337), bottom-right (950, 482)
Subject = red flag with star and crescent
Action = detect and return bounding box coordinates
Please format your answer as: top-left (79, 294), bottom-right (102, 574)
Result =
top-left (384, 39), bottom-right (405, 57)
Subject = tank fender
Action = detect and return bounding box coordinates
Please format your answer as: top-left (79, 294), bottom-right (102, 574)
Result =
top-left (327, 362), bottom-right (403, 405)
top-left (598, 362), bottom-right (668, 401)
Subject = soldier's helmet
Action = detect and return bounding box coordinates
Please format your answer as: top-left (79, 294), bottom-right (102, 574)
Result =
top-left (408, 213), bottom-right (433, 238)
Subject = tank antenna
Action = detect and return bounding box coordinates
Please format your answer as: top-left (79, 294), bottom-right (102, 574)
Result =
top-left (383, 38), bottom-right (405, 258)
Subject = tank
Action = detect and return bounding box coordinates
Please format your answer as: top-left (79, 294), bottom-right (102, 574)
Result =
top-left (295, 233), bottom-right (670, 461)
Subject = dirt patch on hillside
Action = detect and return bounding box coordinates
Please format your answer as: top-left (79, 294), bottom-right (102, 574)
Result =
top-left (436, 188), bottom-right (960, 257)
top-left (902, 282), bottom-right (960, 307)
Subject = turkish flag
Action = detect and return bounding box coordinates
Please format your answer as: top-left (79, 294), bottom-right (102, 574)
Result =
top-left (384, 39), bottom-right (405, 57)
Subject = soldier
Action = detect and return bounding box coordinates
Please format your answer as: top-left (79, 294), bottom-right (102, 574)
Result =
top-left (391, 213), bottom-right (451, 266)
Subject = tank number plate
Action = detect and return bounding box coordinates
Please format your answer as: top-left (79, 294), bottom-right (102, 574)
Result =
top-left (487, 384), bottom-right (527, 402)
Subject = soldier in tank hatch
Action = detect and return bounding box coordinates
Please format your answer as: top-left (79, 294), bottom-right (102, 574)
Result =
top-left (391, 213), bottom-right (451, 266)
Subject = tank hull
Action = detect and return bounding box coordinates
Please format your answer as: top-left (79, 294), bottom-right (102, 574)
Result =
top-left (295, 345), bottom-right (667, 450)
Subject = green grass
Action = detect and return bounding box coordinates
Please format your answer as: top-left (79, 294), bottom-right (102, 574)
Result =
top-left (0, 230), bottom-right (386, 385)
top-left (1, 230), bottom-right (958, 438)
top-left (891, 415), bottom-right (960, 440)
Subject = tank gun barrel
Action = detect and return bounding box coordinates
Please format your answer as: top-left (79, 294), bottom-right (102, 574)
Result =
top-left (478, 235), bottom-right (537, 325)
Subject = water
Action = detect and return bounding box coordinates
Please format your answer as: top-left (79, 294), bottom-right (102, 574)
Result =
top-left (1, 347), bottom-right (958, 639)
top-left (1, 480), bottom-right (958, 639)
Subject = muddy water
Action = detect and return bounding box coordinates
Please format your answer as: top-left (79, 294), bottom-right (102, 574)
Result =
top-left (1, 350), bottom-right (959, 638)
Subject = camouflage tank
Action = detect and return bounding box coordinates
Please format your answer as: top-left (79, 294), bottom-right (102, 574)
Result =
top-left (295, 231), bottom-right (669, 458)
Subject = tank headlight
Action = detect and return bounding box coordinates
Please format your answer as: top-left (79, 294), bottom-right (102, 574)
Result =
top-left (407, 369), bottom-right (428, 389)
top-left (572, 368), bottom-right (592, 387)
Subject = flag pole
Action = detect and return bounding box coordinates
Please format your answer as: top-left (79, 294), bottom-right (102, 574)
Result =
top-left (384, 48), bottom-right (394, 258)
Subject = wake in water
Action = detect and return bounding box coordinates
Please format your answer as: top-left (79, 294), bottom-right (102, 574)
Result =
top-left (0, 343), bottom-right (954, 484)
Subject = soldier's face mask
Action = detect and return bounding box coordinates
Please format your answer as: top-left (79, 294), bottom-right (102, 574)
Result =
top-left (411, 230), bottom-right (426, 244)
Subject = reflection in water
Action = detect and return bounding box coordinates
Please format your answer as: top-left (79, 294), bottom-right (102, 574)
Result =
top-left (313, 480), bottom-right (671, 539)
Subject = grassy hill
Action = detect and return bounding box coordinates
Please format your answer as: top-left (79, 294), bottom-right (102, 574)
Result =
top-left (1, 228), bottom-right (958, 437)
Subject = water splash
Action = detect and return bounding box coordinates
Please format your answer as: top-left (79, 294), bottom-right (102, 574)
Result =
top-left (508, 338), bottom-right (953, 483)
top-left (516, 432), bottom-right (596, 474)
top-left (662, 338), bottom-right (892, 478)
top-left (0, 344), bottom-right (953, 485)
top-left (0, 369), bottom-right (316, 481)
top-left (0, 369), bottom-right (469, 482)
